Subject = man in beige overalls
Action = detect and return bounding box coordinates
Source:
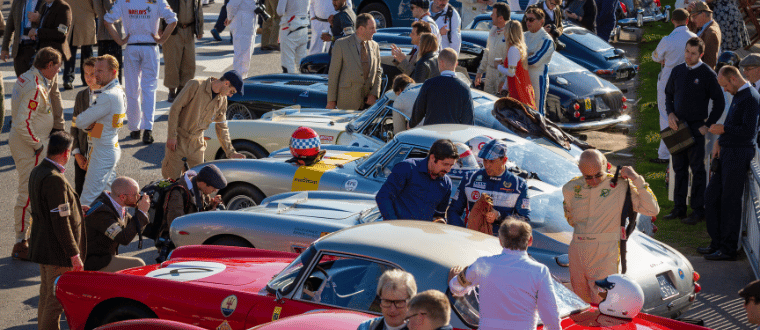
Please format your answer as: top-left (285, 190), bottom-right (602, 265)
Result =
top-left (562, 149), bottom-right (660, 303)
top-left (163, 0), bottom-right (203, 102)
top-left (161, 70), bottom-right (245, 179)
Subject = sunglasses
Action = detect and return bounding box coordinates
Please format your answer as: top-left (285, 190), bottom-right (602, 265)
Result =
top-left (583, 172), bottom-right (605, 181)
top-left (526, 17), bottom-right (537, 22)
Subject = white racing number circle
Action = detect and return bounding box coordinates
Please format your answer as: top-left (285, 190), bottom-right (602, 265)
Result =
top-left (146, 261), bottom-right (227, 282)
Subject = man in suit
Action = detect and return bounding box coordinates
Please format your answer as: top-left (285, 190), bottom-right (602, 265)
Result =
top-left (2, 0), bottom-right (44, 75)
top-left (326, 13), bottom-right (382, 110)
top-left (70, 57), bottom-right (100, 196)
top-left (410, 48), bottom-right (474, 127)
top-left (84, 176), bottom-right (150, 272)
top-left (34, 0), bottom-right (72, 63)
top-left (689, 1), bottom-right (721, 69)
top-left (700, 65), bottom-right (760, 261)
top-left (163, 0), bottom-right (203, 102)
top-left (62, 0), bottom-right (96, 89)
top-left (93, 0), bottom-right (123, 82)
top-left (9, 47), bottom-right (63, 261)
top-left (27, 131), bottom-right (87, 330)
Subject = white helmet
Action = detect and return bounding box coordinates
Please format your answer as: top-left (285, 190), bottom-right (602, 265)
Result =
top-left (595, 274), bottom-right (645, 319)
top-left (453, 142), bottom-right (479, 170)
top-left (466, 135), bottom-right (493, 165)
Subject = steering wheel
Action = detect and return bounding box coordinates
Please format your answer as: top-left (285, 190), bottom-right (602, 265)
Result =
top-left (314, 265), bottom-right (329, 278)
top-left (302, 265), bottom-right (330, 300)
top-left (378, 116), bottom-right (394, 142)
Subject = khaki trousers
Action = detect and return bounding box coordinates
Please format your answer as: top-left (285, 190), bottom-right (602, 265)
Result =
top-left (260, 0), bottom-right (281, 47)
top-left (568, 239), bottom-right (619, 304)
top-left (9, 132), bottom-right (46, 241)
top-left (98, 255), bottom-right (146, 272)
top-left (163, 28), bottom-right (197, 89)
top-left (39, 264), bottom-right (72, 330)
top-left (161, 132), bottom-right (206, 179)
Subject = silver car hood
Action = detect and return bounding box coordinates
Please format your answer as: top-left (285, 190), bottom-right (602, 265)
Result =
top-left (262, 107), bottom-right (357, 125)
top-left (249, 192), bottom-right (377, 221)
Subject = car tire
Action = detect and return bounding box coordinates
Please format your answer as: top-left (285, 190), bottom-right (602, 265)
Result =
top-left (98, 303), bottom-right (156, 328)
top-left (210, 235), bottom-right (254, 248)
top-left (221, 184), bottom-right (265, 210)
top-left (360, 2), bottom-right (392, 28)
top-left (227, 102), bottom-right (257, 120)
top-left (217, 140), bottom-right (268, 159)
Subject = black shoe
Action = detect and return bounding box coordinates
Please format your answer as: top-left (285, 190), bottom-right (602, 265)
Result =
top-left (649, 158), bottom-right (669, 164)
top-left (682, 212), bottom-right (705, 225)
top-left (130, 130), bottom-right (141, 139)
top-left (143, 129), bottom-right (154, 144)
top-left (63, 82), bottom-right (74, 90)
top-left (211, 28), bottom-right (222, 41)
top-left (168, 88), bottom-right (176, 102)
top-left (697, 246), bottom-right (718, 254)
top-left (704, 250), bottom-right (736, 261)
top-left (663, 209), bottom-right (686, 220)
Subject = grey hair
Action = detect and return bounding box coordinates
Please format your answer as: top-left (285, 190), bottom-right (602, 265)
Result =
top-left (376, 269), bottom-right (417, 298)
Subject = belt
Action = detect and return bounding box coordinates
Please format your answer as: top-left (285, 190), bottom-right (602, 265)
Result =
top-left (572, 232), bottom-right (618, 242)
top-left (127, 43), bottom-right (158, 46)
top-left (313, 16), bottom-right (329, 22)
top-left (178, 21), bottom-right (195, 29)
top-left (287, 26), bottom-right (307, 35)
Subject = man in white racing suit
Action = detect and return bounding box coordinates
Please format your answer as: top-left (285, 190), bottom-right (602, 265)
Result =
top-left (277, 0), bottom-right (309, 73)
top-left (74, 55), bottom-right (126, 206)
top-left (524, 6), bottom-right (554, 115)
top-left (226, 0), bottom-right (257, 77)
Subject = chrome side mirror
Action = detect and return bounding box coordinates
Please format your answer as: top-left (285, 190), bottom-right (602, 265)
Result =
top-left (275, 288), bottom-right (284, 303)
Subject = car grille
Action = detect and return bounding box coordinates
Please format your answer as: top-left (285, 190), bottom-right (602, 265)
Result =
top-left (598, 91), bottom-right (624, 113)
top-left (285, 81), bottom-right (320, 86)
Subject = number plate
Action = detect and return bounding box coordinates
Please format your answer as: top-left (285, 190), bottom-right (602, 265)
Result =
top-left (656, 274), bottom-right (679, 299)
top-left (584, 98), bottom-right (592, 110)
top-left (616, 70), bottom-right (629, 79)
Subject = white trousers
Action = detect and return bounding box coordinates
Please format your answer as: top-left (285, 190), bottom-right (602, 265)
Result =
top-left (309, 20), bottom-right (331, 55)
top-left (81, 143), bottom-right (120, 206)
top-left (124, 45), bottom-right (159, 131)
top-left (656, 79), bottom-right (670, 159)
top-left (280, 25), bottom-right (309, 73)
top-left (231, 12), bottom-right (258, 78)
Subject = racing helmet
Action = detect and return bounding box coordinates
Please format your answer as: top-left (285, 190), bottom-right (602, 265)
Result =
top-left (716, 51), bottom-right (741, 72)
top-left (290, 127), bottom-right (321, 159)
top-left (595, 274), bottom-right (645, 319)
top-left (466, 135), bottom-right (494, 165)
top-left (453, 142), bottom-right (479, 170)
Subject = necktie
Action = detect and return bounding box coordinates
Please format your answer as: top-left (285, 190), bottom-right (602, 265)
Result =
top-left (361, 41), bottom-right (370, 78)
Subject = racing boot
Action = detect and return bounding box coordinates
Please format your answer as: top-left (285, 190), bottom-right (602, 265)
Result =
top-left (168, 88), bottom-right (176, 102)
top-left (130, 130), bottom-right (141, 139)
top-left (11, 240), bottom-right (29, 261)
top-left (143, 130), bottom-right (154, 144)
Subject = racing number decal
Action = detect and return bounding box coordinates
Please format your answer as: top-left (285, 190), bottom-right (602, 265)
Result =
top-left (272, 306), bottom-right (282, 321)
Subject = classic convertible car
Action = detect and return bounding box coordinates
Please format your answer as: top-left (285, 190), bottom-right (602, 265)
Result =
top-left (204, 83), bottom-right (588, 162)
top-left (465, 14), bottom-right (638, 81)
top-left (56, 222), bottom-right (704, 330)
top-left (300, 29), bottom-right (631, 129)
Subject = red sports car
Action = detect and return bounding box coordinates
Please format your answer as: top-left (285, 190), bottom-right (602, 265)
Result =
top-left (56, 221), bottom-right (708, 330)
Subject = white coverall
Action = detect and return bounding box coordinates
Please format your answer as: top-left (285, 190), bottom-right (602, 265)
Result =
top-left (562, 174), bottom-right (660, 304)
top-left (74, 78), bottom-right (127, 206)
top-left (459, 0), bottom-right (487, 29)
top-left (651, 25), bottom-right (696, 160)
top-left (227, 0), bottom-right (258, 78)
top-left (309, 0), bottom-right (333, 55)
top-left (9, 68), bottom-right (54, 241)
top-left (525, 28), bottom-right (554, 116)
top-left (104, 0), bottom-right (177, 132)
top-left (432, 4), bottom-right (462, 53)
top-left (278, 0), bottom-right (310, 73)
top-left (477, 25), bottom-right (508, 95)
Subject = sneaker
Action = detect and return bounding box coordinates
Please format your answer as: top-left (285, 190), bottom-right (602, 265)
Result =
top-left (12, 240), bottom-right (29, 261)
top-left (143, 129), bottom-right (154, 144)
top-left (130, 130), bottom-right (141, 139)
top-left (210, 28), bottom-right (222, 41)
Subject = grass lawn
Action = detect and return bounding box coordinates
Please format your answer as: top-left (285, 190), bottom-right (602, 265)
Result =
top-left (631, 0), bottom-right (712, 254)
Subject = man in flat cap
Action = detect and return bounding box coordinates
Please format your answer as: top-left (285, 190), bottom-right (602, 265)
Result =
top-left (740, 280), bottom-right (760, 326)
top-left (740, 54), bottom-right (760, 94)
top-left (161, 70), bottom-right (245, 180)
top-left (688, 1), bottom-right (721, 69)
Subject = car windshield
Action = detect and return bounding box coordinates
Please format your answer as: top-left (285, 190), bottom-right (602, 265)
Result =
top-left (449, 278), bottom-right (589, 328)
top-left (505, 139), bottom-right (580, 186)
top-left (564, 27), bottom-right (613, 52)
top-left (267, 247), bottom-right (316, 294)
top-left (547, 53), bottom-right (586, 74)
top-left (526, 187), bottom-right (575, 231)
top-left (347, 97), bottom-right (390, 132)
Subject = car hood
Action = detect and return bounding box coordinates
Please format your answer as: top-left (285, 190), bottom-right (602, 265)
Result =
top-left (262, 107), bottom-right (357, 124)
top-left (246, 191), bottom-right (377, 221)
top-left (549, 70), bottom-right (619, 97)
top-left (120, 258), bottom-right (290, 290)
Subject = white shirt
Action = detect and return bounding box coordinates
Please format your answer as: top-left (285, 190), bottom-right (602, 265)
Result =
top-left (106, 192), bottom-right (126, 219)
top-left (543, 2), bottom-right (554, 22)
top-left (417, 13), bottom-right (442, 50)
top-left (752, 79), bottom-right (760, 93)
top-left (431, 4), bottom-right (462, 53)
top-left (449, 248), bottom-right (562, 330)
top-left (651, 25), bottom-right (697, 83)
top-left (507, 0), bottom-right (537, 11)
top-left (104, 0), bottom-right (177, 44)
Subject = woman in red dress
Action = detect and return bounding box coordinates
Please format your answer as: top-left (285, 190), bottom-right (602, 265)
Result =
top-left (497, 20), bottom-right (537, 110)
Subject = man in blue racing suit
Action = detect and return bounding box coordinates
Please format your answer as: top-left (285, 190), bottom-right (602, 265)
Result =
top-left (448, 139), bottom-right (530, 233)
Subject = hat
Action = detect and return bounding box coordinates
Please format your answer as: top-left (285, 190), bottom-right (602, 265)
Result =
top-left (672, 8), bottom-right (689, 22)
top-left (740, 54), bottom-right (760, 68)
top-left (197, 164), bottom-right (228, 189)
top-left (739, 280), bottom-right (760, 302)
top-left (290, 127), bottom-right (321, 158)
top-left (478, 139), bottom-right (508, 160)
top-left (691, 1), bottom-right (712, 13)
top-left (410, 0), bottom-right (429, 10)
top-left (222, 70), bottom-right (244, 95)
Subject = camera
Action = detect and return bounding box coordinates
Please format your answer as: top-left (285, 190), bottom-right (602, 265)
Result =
top-left (256, 0), bottom-right (271, 21)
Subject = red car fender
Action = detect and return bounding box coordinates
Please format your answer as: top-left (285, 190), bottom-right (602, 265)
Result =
top-left (95, 319), bottom-right (206, 330)
top-left (169, 245), bottom-right (300, 260)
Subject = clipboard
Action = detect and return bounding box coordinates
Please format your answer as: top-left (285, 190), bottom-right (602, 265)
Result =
top-left (660, 122), bottom-right (695, 155)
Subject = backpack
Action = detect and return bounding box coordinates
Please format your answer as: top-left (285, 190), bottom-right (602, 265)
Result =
top-left (431, 5), bottom-right (455, 43)
top-left (139, 179), bottom-right (192, 241)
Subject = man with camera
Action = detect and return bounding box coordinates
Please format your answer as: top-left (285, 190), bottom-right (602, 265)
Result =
top-left (84, 177), bottom-right (150, 272)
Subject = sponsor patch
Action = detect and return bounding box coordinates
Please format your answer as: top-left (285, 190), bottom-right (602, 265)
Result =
top-left (51, 203), bottom-right (71, 217)
top-left (678, 269), bottom-right (684, 279)
top-left (105, 223), bottom-right (122, 239)
top-left (272, 306), bottom-right (282, 321)
top-left (291, 152), bottom-right (370, 191)
top-left (503, 181), bottom-right (512, 188)
top-left (319, 135), bottom-right (334, 142)
top-left (521, 198), bottom-right (530, 210)
top-left (28, 100), bottom-right (38, 110)
top-left (112, 113), bottom-right (125, 128)
top-left (600, 189), bottom-right (611, 197)
top-left (471, 190), bottom-right (481, 200)
top-left (221, 295), bottom-right (237, 317)
top-left (88, 123), bottom-right (104, 138)
top-left (473, 181), bottom-right (486, 189)
top-left (475, 175), bottom-right (482, 181)
top-left (694, 78), bottom-right (699, 85)
top-left (216, 320), bottom-right (232, 330)
top-left (344, 179), bottom-right (358, 191)
top-left (57, 24), bottom-right (68, 34)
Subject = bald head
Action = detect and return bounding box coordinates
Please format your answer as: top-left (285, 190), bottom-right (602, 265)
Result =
top-left (578, 149), bottom-right (607, 187)
top-left (111, 177), bottom-right (139, 196)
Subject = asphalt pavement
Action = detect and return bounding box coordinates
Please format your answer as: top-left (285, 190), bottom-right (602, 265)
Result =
top-left (0, 2), bottom-right (756, 328)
